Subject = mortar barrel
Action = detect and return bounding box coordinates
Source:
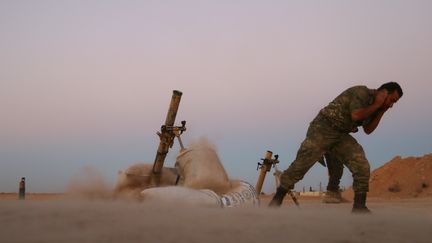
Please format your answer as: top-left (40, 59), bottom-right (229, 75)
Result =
top-left (255, 150), bottom-right (273, 196)
top-left (152, 90), bottom-right (183, 177)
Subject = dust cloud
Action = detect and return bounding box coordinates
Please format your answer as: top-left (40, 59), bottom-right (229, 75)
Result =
top-left (66, 166), bottom-right (113, 199)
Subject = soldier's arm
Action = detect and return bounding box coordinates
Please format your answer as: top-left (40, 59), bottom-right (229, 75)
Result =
top-left (351, 90), bottom-right (387, 122)
top-left (362, 109), bottom-right (386, 134)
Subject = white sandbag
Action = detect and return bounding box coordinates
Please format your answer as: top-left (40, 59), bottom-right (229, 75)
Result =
top-left (141, 181), bottom-right (259, 208)
top-left (141, 186), bottom-right (222, 208)
top-left (114, 163), bottom-right (178, 198)
top-left (175, 138), bottom-right (231, 195)
top-left (220, 181), bottom-right (259, 208)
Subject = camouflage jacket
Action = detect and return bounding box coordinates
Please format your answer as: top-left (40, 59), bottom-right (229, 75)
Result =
top-left (317, 85), bottom-right (376, 133)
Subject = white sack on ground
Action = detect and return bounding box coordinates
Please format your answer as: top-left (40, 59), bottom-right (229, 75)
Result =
top-left (141, 181), bottom-right (259, 208)
top-left (221, 181), bottom-right (259, 208)
top-left (141, 186), bottom-right (222, 207)
top-left (175, 138), bottom-right (231, 195)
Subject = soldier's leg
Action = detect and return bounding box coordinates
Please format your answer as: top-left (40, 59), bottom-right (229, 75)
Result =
top-left (270, 137), bottom-right (326, 207)
top-left (322, 152), bottom-right (344, 203)
top-left (279, 138), bottom-right (326, 190)
top-left (331, 135), bottom-right (371, 212)
top-left (325, 152), bottom-right (344, 192)
top-left (269, 119), bottom-right (342, 207)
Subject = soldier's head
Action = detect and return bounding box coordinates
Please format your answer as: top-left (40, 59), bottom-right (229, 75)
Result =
top-left (378, 82), bottom-right (403, 109)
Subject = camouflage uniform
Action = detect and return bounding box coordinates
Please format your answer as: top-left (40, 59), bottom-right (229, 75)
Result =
top-left (324, 152), bottom-right (344, 192)
top-left (280, 86), bottom-right (376, 193)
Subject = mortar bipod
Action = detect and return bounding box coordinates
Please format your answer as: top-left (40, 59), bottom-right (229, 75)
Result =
top-left (256, 154), bottom-right (279, 171)
top-left (157, 120), bottom-right (187, 150)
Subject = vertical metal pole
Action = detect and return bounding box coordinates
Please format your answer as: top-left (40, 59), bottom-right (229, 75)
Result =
top-left (255, 151), bottom-right (273, 196)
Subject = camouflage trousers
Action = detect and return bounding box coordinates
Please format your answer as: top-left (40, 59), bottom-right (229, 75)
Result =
top-left (324, 152), bottom-right (344, 192)
top-left (280, 115), bottom-right (370, 193)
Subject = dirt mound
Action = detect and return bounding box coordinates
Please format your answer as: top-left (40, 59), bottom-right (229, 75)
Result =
top-left (343, 154), bottom-right (432, 199)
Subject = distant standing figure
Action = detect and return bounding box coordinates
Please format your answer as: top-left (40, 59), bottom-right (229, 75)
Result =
top-left (19, 177), bottom-right (25, 200)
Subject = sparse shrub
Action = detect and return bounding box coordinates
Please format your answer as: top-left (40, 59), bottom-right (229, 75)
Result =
top-left (421, 182), bottom-right (428, 188)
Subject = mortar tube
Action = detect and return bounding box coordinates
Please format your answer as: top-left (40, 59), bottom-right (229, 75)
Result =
top-left (255, 151), bottom-right (273, 196)
top-left (151, 90), bottom-right (182, 186)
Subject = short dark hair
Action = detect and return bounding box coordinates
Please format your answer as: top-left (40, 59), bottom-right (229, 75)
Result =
top-left (378, 82), bottom-right (403, 97)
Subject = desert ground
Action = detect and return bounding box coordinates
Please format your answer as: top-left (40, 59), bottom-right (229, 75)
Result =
top-left (1, 193), bottom-right (431, 243)
top-left (2, 153), bottom-right (431, 243)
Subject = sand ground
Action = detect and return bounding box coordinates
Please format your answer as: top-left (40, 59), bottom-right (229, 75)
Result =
top-left (1, 193), bottom-right (431, 243)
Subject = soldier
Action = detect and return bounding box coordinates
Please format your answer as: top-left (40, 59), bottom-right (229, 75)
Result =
top-left (19, 177), bottom-right (25, 200)
top-left (269, 82), bottom-right (403, 213)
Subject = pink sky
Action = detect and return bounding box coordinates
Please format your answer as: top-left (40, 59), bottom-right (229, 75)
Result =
top-left (1, 1), bottom-right (431, 192)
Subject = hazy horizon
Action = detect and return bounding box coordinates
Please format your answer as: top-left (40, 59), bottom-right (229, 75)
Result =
top-left (1, 0), bottom-right (431, 193)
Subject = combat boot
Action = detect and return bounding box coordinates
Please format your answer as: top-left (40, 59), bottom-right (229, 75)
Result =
top-left (322, 190), bottom-right (342, 204)
top-left (269, 186), bottom-right (288, 207)
top-left (351, 192), bottom-right (371, 214)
